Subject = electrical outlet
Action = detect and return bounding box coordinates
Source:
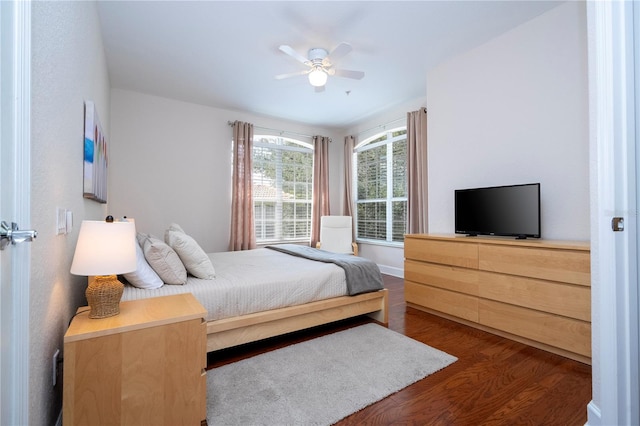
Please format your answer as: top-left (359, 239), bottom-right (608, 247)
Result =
top-left (52, 349), bottom-right (60, 387)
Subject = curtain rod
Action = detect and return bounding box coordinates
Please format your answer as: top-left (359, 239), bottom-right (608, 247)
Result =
top-left (227, 121), bottom-right (331, 142)
top-left (354, 108), bottom-right (426, 137)
top-left (355, 117), bottom-right (404, 137)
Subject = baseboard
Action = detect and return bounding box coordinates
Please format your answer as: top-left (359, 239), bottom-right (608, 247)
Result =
top-left (586, 401), bottom-right (601, 426)
top-left (378, 264), bottom-right (403, 278)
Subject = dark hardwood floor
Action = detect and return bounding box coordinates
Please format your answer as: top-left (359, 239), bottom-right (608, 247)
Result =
top-left (207, 275), bottom-right (592, 425)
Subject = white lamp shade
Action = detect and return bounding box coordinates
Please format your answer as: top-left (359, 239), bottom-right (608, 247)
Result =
top-left (308, 68), bottom-right (327, 87)
top-left (70, 220), bottom-right (137, 276)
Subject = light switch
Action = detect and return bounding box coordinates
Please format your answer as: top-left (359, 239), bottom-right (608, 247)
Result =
top-left (66, 210), bottom-right (73, 233)
top-left (56, 208), bottom-right (66, 235)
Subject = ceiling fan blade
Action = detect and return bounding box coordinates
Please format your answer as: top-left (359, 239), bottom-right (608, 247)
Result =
top-left (274, 70), bottom-right (309, 80)
top-left (333, 69), bottom-right (365, 80)
top-left (314, 85), bottom-right (326, 93)
top-left (324, 42), bottom-right (352, 66)
top-left (278, 45), bottom-right (311, 66)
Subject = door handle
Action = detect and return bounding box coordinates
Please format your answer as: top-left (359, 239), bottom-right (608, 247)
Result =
top-left (611, 217), bottom-right (624, 232)
top-left (1, 221), bottom-right (37, 250)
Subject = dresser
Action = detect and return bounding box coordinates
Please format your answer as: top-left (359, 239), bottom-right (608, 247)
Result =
top-left (63, 293), bottom-right (207, 425)
top-left (405, 234), bottom-right (591, 364)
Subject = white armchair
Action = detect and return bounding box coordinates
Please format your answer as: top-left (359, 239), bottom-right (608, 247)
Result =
top-left (316, 216), bottom-right (358, 256)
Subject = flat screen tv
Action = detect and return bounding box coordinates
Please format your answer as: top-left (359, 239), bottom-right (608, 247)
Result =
top-left (455, 183), bottom-right (541, 239)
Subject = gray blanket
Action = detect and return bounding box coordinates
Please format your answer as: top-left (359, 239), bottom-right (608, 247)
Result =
top-left (265, 244), bottom-right (384, 296)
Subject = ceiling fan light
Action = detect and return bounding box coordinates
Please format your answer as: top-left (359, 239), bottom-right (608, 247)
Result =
top-left (308, 68), bottom-right (327, 87)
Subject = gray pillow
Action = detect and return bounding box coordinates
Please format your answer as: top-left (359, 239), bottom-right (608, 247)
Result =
top-left (165, 224), bottom-right (216, 280)
top-left (140, 234), bottom-right (187, 285)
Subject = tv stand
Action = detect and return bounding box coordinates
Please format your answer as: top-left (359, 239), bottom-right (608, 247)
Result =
top-left (404, 234), bottom-right (591, 364)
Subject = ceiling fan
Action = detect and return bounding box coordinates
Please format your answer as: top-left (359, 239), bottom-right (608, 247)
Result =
top-left (275, 42), bottom-right (365, 91)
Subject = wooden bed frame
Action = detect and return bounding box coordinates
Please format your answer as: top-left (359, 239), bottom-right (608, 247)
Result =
top-left (205, 288), bottom-right (389, 352)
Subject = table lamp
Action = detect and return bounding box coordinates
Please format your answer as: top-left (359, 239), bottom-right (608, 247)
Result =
top-left (70, 217), bottom-right (137, 319)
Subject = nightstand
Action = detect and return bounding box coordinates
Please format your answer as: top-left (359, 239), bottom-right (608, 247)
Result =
top-left (63, 293), bottom-right (207, 425)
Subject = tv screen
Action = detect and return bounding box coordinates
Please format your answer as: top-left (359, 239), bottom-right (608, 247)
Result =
top-left (455, 183), bottom-right (541, 239)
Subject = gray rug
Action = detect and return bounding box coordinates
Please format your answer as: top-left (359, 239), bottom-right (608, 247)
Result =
top-left (206, 323), bottom-right (457, 425)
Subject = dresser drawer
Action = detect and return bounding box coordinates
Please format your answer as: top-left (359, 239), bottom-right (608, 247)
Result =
top-left (405, 259), bottom-right (478, 296)
top-left (405, 281), bottom-right (478, 323)
top-left (478, 299), bottom-right (591, 357)
top-left (478, 271), bottom-right (590, 321)
top-left (479, 244), bottom-right (590, 286)
top-left (405, 237), bottom-right (478, 269)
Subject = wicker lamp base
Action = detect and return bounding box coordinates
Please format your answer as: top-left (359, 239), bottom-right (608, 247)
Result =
top-left (86, 275), bottom-right (124, 319)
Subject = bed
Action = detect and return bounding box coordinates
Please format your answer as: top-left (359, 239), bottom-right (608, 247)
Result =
top-left (121, 244), bottom-right (388, 353)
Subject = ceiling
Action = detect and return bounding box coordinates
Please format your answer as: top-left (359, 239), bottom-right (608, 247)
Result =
top-left (97, 1), bottom-right (562, 129)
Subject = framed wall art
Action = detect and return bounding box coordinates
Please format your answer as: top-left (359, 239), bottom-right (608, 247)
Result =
top-left (83, 100), bottom-right (107, 203)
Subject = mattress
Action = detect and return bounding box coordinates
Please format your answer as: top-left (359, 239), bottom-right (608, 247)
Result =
top-left (121, 248), bottom-right (348, 321)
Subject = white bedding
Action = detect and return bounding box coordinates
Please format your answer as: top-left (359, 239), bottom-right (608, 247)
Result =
top-left (121, 248), bottom-right (348, 322)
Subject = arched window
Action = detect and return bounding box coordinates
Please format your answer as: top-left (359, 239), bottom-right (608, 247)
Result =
top-left (354, 128), bottom-right (407, 243)
top-left (253, 135), bottom-right (313, 243)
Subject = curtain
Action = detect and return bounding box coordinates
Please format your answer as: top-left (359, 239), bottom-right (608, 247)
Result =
top-left (407, 108), bottom-right (428, 234)
top-left (310, 135), bottom-right (331, 247)
top-left (229, 121), bottom-right (256, 251)
top-left (343, 135), bottom-right (356, 240)
top-left (343, 136), bottom-right (355, 217)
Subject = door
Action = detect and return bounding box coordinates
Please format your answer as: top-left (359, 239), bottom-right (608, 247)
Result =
top-left (1, 1), bottom-right (31, 424)
top-left (634, 3), bottom-right (640, 422)
top-left (587, 1), bottom-right (640, 424)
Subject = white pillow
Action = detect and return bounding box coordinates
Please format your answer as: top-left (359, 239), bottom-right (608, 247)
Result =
top-left (141, 235), bottom-right (187, 285)
top-left (165, 228), bottom-right (216, 280)
top-left (137, 232), bottom-right (148, 247)
top-left (167, 223), bottom-right (185, 234)
top-left (123, 241), bottom-right (164, 289)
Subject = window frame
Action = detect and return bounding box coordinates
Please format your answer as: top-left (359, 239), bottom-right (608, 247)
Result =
top-left (252, 134), bottom-right (314, 245)
top-left (353, 127), bottom-right (407, 247)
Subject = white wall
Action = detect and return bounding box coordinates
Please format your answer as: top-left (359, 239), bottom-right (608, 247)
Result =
top-left (427, 1), bottom-right (589, 242)
top-left (109, 89), bottom-right (344, 252)
top-left (30, 2), bottom-right (110, 425)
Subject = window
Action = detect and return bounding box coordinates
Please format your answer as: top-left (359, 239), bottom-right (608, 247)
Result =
top-left (253, 135), bottom-right (313, 243)
top-left (354, 128), bottom-right (407, 243)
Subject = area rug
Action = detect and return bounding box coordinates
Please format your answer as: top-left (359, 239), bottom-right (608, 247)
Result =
top-left (206, 323), bottom-right (457, 425)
